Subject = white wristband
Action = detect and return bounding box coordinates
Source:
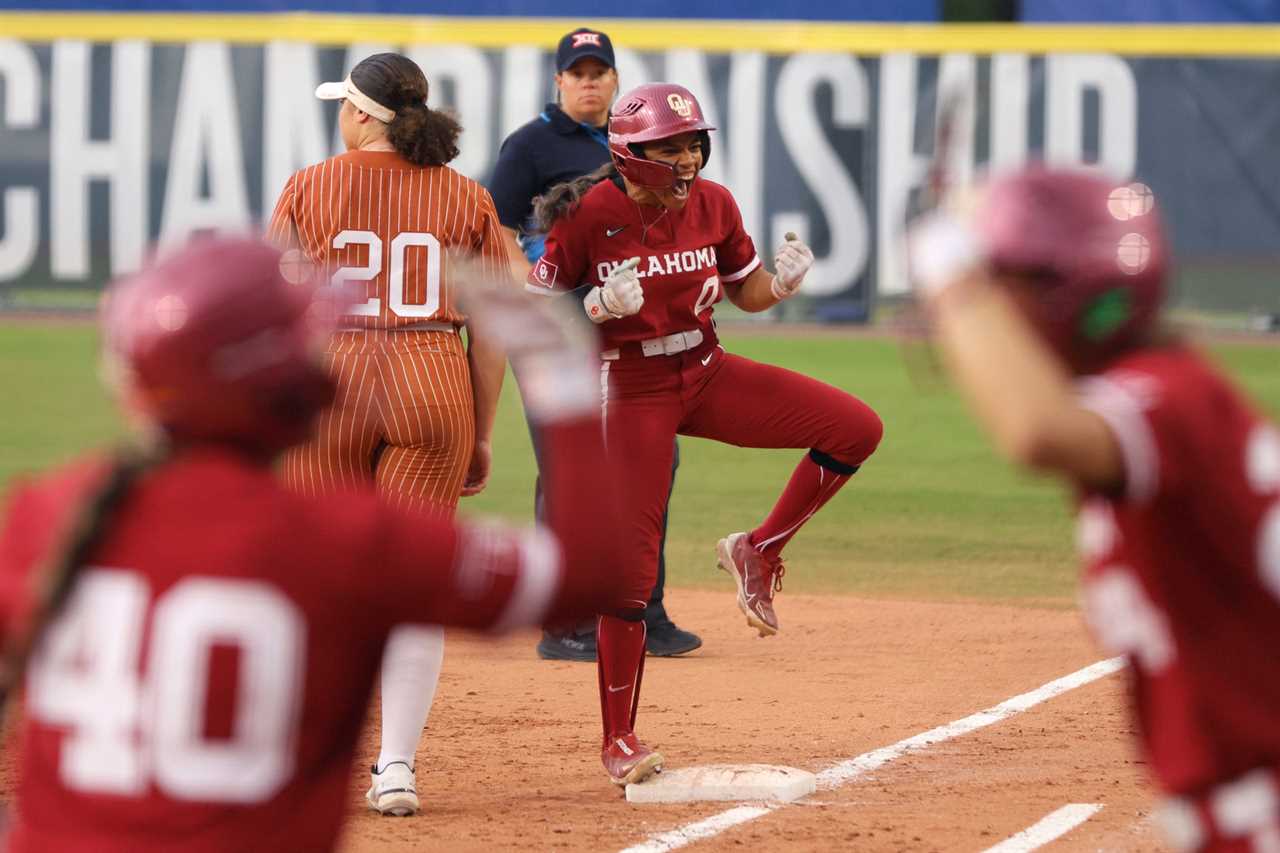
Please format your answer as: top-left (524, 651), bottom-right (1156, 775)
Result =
top-left (513, 351), bottom-right (600, 423)
top-left (770, 275), bottom-right (796, 301)
top-left (582, 288), bottom-right (620, 324)
top-left (908, 213), bottom-right (985, 297)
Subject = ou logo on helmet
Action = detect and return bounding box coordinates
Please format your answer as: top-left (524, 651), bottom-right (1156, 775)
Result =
top-left (667, 93), bottom-right (692, 118)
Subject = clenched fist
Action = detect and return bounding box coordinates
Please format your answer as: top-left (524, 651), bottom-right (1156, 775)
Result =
top-left (770, 233), bottom-right (813, 301)
top-left (583, 256), bottom-right (644, 323)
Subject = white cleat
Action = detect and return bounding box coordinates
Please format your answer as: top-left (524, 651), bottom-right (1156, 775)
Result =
top-left (366, 761), bottom-right (419, 817)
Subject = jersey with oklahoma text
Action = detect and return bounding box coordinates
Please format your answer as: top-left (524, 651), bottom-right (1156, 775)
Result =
top-left (528, 176), bottom-right (759, 350)
top-left (1074, 346), bottom-right (1280, 796)
top-left (0, 448), bottom-right (560, 853)
top-left (268, 150), bottom-right (507, 332)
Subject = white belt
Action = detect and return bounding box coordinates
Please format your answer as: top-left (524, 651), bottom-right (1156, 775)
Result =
top-left (402, 321), bottom-right (457, 332)
top-left (601, 329), bottom-right (703, 361)
top-left (336, 321), bottom-right (456, 333)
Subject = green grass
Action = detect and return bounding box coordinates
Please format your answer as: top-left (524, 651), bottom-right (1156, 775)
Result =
top-left (3, 322), bottom-right (1277, 607)
top-left (0, 325), bottom-right (125, 475)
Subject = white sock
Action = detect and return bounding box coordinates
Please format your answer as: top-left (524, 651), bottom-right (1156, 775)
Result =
top-left (375, 624), bottom-right (444, 775)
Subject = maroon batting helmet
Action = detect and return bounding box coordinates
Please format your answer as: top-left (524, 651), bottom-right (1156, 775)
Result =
top-left (102, 237), bottom-right (340, 457)
top-left (975, 166), bottom-right (1168, 368)
top-left (608, 83), bottom-right (715, 189)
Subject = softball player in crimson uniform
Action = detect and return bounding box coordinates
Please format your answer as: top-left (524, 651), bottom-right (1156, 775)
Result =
top-left (529, 83), bottom-right (884, 785)
top-left (267, 53), bottom-right (508, 814)
top-left (491, 27), bottom-right (702, 662)
top-left (911, 167), bottom-right (1280, 853)
top-left (0, 237), bottom-right (621, 853)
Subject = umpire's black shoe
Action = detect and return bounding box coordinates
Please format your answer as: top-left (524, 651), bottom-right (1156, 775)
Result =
top-left (536, 629), bottom-right (597, 662)
top-left (644, 615), bottom-right (702, 657)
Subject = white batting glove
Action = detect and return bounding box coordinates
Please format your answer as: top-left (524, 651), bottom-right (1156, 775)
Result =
top-left (770, 233), bottom-right (813, 301)
top-left (583, 256), bottom-right (644, 324)
top-left (907, 210), bottom-right (985, 298)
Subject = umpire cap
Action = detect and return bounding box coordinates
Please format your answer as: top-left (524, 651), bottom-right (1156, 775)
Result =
top-left (556, 28), bottom-right (615, 71)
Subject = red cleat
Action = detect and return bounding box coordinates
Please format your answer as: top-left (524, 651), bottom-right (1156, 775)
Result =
top-left (602, 732), bottom-right (664, 786)
top-left (716, 532), bottom-right (785, 637)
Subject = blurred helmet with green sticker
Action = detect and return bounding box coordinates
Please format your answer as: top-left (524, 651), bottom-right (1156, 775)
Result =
top-left (977, 165), bottom-right (1168, 370)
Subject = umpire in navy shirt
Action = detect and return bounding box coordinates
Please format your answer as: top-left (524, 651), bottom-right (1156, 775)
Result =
top-left (490, 27), bottom-right (701, 661)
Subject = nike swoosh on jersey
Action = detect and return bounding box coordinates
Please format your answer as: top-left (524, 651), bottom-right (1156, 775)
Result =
top-left (606, 226), bottom-right (627, 237)
top-left (701, 352), bottom-right (714, 366)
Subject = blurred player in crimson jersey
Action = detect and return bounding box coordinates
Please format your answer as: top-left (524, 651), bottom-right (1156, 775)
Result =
top-left (0, 236), bottom-right (621, 853)
top-left (529, 83), bottom-right (883, 785)
top-left (910, 166), bottom-right (1280, 853)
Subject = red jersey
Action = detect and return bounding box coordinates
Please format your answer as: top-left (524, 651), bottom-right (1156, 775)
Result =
top-left (1074, 345), bottom-right (1280, 796)
top-left (527, 176), bottom-right (759, 351)
top-left (0, 449), bottom-right (560, 853)
top-left (268, 150), bottom-right (508, 332)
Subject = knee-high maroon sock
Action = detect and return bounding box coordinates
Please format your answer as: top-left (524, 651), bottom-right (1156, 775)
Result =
top-left (596, 615), bottom-right (647, 741)
top-left (749, 451), bottom-right (858, 559)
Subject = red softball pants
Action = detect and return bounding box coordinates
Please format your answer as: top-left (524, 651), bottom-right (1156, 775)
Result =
top-left (599, 336), bottom-right (883, 608)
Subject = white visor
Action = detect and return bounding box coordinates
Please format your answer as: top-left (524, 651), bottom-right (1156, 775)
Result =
top-left (315, 76), bottom-right (396, 123)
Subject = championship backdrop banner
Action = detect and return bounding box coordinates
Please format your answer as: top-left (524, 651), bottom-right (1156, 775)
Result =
top-left (1, 22), bottom-right (1278, 316)
top-left (0, 0), bottom-right (940, 21)
top-left (1022, 0), bottom-right (1280, 22)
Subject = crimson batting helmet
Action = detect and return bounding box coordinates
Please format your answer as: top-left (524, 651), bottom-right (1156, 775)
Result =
top-left (102, 237), bottom-right (339, 457)
top-left (975, 166), bottom-right (1168, 368)
top-left (608, 83), bottom-right (715, 189)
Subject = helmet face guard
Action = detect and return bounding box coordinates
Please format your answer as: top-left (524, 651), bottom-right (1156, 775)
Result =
top-left (610, 146), bottom-right (680, 189)
top-left (609, 131), bottom-right (712, 190)
top-left (608, 84), bottom-right (714, 191)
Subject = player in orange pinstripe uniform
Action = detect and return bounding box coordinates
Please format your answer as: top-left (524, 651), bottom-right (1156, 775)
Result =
top-left (267, 53), bottom-right (508, 817)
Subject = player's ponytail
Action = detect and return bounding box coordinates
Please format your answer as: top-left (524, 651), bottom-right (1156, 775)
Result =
top-left (0, 445), bottom-right (163, 709)
top-left (532, 162), bottom-right (619, 234)
top-left (349, 52), bottom-right (460, 167)
top-left (388, 102), bottom-right (462, 167)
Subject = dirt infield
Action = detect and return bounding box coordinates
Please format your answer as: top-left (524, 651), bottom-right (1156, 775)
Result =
top-left (338, 590), bottom-right (1159, 853)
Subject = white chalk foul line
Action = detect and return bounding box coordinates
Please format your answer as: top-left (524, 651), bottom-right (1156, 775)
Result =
top-left (618, 805), bottom-right (776, 853)
top-left (618, 657), bottom-right (1124, 853)
top-left (814, 656), bottom-right (1125, 788)
top-left (981, 804), bottom-right (1104, 853)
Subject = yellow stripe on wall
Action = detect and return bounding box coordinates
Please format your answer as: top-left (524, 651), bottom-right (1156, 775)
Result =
top-left (1, 12), bottom-right (1279, 56)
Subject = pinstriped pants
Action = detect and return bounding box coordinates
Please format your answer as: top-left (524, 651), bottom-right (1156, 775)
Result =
top-left (282, 329), bottom-right (474, 515)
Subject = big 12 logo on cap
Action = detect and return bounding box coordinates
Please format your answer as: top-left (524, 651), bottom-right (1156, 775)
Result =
top-left (572, 32), bottom-right (602, 47)
top-left (531, 257), bottom-right (558, 289)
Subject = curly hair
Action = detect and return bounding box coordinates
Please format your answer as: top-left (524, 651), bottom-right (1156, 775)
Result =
top-left (349, 53), bottom-right (461, 167)
top-left (531, 162), bottom-right (618, 234)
